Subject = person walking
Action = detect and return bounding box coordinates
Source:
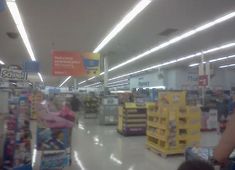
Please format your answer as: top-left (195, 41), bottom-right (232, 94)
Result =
top-left (70, 95), bottom-right (80, 124)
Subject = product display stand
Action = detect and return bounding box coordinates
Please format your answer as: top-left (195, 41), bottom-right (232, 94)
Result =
top-left (30, 91), bottom-right (43, 120)
top-left (117, 102), bottom-right (147, 136)
top-left (3, 93), bottom-right (33, 170)
top-left (146, 91), bottom-right (201, 157)
top-left (99, 95), bottom-right (119, 125)
top-left (84, 96), bottom-right (99, 119)
top-left (36, 101), bottom-right (75, 170)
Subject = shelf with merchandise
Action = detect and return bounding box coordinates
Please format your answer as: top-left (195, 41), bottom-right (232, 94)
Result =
top-left (117, 102), bottom-right (147, 136)
top-left (146, 91), bottom-right (201, 157)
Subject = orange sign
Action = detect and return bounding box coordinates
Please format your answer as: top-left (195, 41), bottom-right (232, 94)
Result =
top-left (52, 51), bottom-right (86, 76)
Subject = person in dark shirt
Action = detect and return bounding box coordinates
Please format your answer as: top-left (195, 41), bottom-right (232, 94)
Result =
top-left (70, 95), bottom-right (80, 124)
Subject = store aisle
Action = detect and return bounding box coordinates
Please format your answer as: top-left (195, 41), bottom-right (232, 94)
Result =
top-left (67, 119), bottom-right (182, 170)
top-left (32, 119), bottom-right (220, 170)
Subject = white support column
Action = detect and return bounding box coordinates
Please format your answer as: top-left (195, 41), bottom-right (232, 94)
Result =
top-left (74, 78), bottom-right (77, 91)
top-left (104, 56), bottom-right (108, 88)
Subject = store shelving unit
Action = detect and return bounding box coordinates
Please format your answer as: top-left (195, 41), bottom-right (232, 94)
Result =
top-left (146, 91), bottom-right (201, 157)
top-left (117, 102), bottom-right (147, 136)
top-left (99, 95), bottom-right (119, 125)
top-left (31, 91), bottom-right (43, 120)
top-left (84, 96), bottom-right (99, 119)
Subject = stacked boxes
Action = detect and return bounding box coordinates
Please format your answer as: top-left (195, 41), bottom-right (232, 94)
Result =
top-left (117, 103), bottom-right (147, 136)
top-left (146, 91), bottom-right (201, 156)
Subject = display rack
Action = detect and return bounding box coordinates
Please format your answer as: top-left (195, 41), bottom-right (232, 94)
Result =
top-left (36, 101), bottom-right (75, 170)
top-left (3, 94), bottom-right (32, 170)
top-left (30, 91), bottom-right (43, 120)
top-left (117, 102), bottom-right (147, 136)
top-left (99, 95), bottom-right (119, 125)
top-left (146, 91), bottom-right (201, 157)
top-left (84, 96), bottom-right (99, 119)
top-left (0, 91), bottom-right (9, 167)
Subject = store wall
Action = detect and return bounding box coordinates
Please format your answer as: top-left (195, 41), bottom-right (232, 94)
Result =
top-left (129, 72), bottom-right (165, 89)
top-left (129, 67), bottom-right (235, 90)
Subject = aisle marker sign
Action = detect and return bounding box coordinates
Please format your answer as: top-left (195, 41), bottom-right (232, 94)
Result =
top-left (52, 51), bottom-right (100, 77)
top-left (0, 68), bottom-right (27, 80)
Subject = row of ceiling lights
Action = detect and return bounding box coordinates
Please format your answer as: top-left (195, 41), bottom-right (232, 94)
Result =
top-left (59, 0), bottom-right (152, 87)
top-left (75, 10), bottom-right (235, 88)
top-left (189, 54), bottom-right (235, 67)
top-left (6, 0), bottom-right (43, 82)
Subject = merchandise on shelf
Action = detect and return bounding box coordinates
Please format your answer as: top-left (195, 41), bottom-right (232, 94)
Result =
top-left (30, 91), bottom-right (43, 120)
top-left (99, 95), bottom-right (119, 125)
top-left (36, 128), bottom-right (69, 151)
top-left (3, 95), bottom-right (32, 170)
top-left (117, 102), bottom-right (147, 136)
top-left (36, 100), bottom-right (74, 170)
top-left (146, 91), bottom-right (201, 157)
top-left (40, 151), bottom-right (70, 170)
top-left (84, 96), bottom-right (99, 118)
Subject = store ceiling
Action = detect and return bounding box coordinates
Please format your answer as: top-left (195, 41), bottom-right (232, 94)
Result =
top-left (0, 0), bottom-right (235, 86)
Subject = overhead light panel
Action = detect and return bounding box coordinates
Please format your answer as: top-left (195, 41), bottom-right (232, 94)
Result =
top-left (62, 0), bottom-right (151, 87)
top-left (108, 83), bottom-right (129, 88)
top-left (59, 76), bottom-right (71, 87)
top-left (109, 42), bottom-right (235, 81)
top-left (219, 63), bottom-right (235, 68)
top-left (93, 0), bottom-right (152, 53)
top-left (108, 11), bottom-right (235, 72)
top-left (7, 0), bottom-right (36, 61)
top-left (78, 80), bottom-right (87, 85)
top-left (189, 54), bottom-right (235, 67)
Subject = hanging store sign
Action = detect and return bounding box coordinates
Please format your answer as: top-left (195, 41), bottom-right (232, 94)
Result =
top-left (52, 51), bottom-right (100, 77)
top-left (0, 68), bottom-right (27, 81)
top-left (23, 61), bottom-right (40, 73)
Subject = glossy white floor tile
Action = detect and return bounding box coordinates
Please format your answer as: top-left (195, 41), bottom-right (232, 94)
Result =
top-left (32, 119), bottom-right (220, 170)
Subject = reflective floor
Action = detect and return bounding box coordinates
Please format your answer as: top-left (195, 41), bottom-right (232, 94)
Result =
top-left (33, 119), bottom-right (220, 170)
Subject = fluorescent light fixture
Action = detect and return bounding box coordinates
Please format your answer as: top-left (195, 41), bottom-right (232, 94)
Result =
top-left (111, 90), bottom-right (132, 93)
top-left (99, 72), bottom-right (105, 75)
top-left (84, 82), bottom-right (101, 88)
top-left (7, 0), bottom-right (36, 61)
top-left (0, 60), bottom-right (5, 65)
top-left (189, 54), bottom-right (235, 67)
top-left (59, 1), bottom-right (151, 87)
top-left (93, 0), bottom-right (152, 53)
top-left (189, 63), bottom-right (200, 67)
top-left (37, 73), bottom-right (44, 82)
top-left (219, 63), bottom-right (235, 68)
top-left (78, 80), bottom-right (87, 85)
top-left (88, 76), bottom-right (96, 81)
top-left (137, 86), bottom-right (166, 90)
top-left (108, 79), bottom-right (129, 85)
top-left (108, 83), bottom-right (129, 88)
top-left (59, 76), bottom-right (71, 87)
top-left (109, 42), bottom-right (235, 81)
top-left (108, 12), bottom-right (235, 72)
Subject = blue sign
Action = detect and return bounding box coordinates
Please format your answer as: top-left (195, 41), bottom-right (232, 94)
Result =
top-left (23, 61), bottom-right (40, 73)
top-left (0, 0), bottom-right (5, 12)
